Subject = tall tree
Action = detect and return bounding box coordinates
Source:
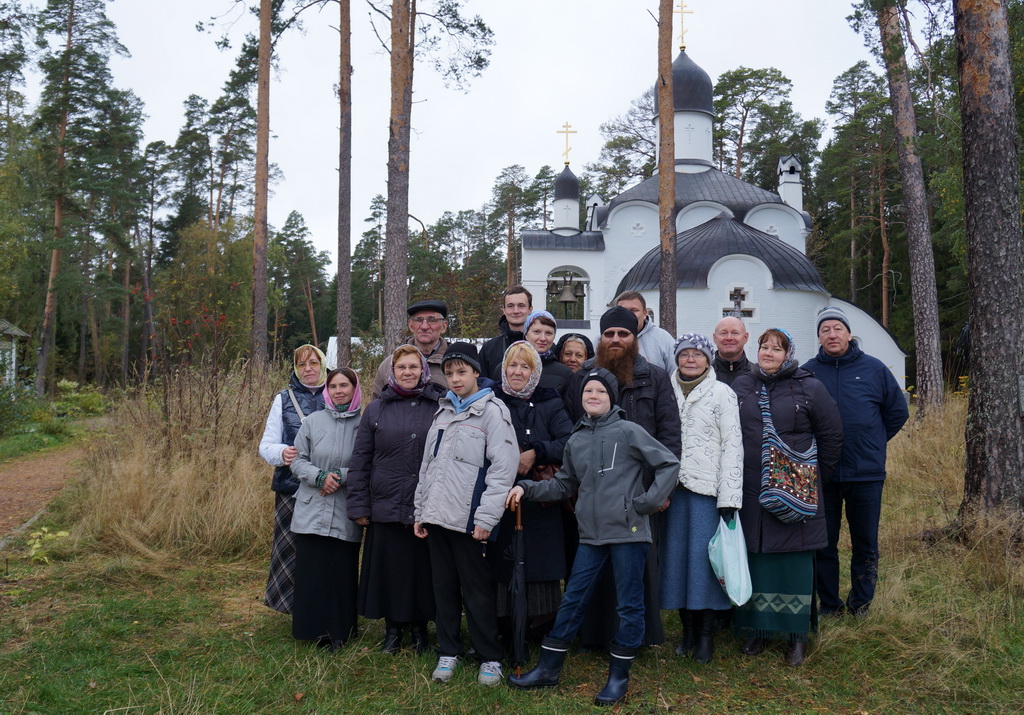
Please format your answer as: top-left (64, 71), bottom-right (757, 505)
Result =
top-left (584, 88), bottom-right (657, 200)
top-left (656, 0), bottom-right (675, 333)
top-left (713, 66), bottom-right (791, 178)
top-left (871, 0), bottom-right (944, 414)
top-left (251, 0), bottom-right (272, 364)
top-left (954, 0), bottom-right (1024, 515)
top-left (335, 0), bottom-right (352, 365)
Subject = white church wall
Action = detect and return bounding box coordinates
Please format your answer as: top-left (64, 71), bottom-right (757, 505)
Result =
top-left (744, 204), bottom-right (808, 254)
top-left (603, 202), bottom-right (660, 303)
top-left (654, 113), bottom-right (713, 164)
top-left (825, 298), bottom-right (908, 390)
top-left (677, 202), bottom-right (732, 232)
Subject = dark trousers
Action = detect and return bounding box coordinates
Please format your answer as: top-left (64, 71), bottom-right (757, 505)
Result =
top-left (426, 525), bottom-right (503, 662)
top-left (815, 479), bottom-right (884, 613)
top-left (549, 542), bottom-right (649, 650)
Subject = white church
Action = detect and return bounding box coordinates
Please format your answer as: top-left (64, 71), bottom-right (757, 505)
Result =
top-left (520, 50), bottom-right (907, 387)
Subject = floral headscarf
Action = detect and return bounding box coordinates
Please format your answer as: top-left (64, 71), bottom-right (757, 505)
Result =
top-left (754, 328), bottom-right (798, 381)
top-left (501, 340), bottom-right (543, 400)
top-left (387, 345), bottom-right (431, 398)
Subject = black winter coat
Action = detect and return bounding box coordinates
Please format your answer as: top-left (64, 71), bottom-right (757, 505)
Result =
top-left (713, 352), bottom-right (751, 389)
top-left (271, 375), bottom-right (326, 494)
top-left (479, 315), bottom-right (524, 381)
top-left (346, 382), bottom-right (445, 525)
top-left (732, 367), bottom-right (843, 554)
top-left (491, 386), bottom-right (574, 583)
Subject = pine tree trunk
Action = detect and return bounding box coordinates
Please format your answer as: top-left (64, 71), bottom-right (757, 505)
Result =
top-left (954, 0), bottom-right (1024, 514)
top-left (251, 0), bottom-right (272, 364)
top-left (335, 0), bottom-right (353, 367)
top-left (849, 174), bottom-right (857, 302)
top-left (876, 1), bottom-right (944, 414)
top-left (121, 252), bottom-right (131, 383)
top-left (656, 0), bottom-right (676, 334)
top-left (878, 167), bottom-right (890, 328)
top-left (383, 0), bottom-right (415, 352)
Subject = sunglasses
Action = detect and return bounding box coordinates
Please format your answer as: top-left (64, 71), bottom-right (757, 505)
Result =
top-left (602, 330), bottom-right (632, 339)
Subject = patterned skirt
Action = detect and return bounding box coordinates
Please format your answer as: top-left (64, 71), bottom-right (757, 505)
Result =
top-left (264, 492), bottom-right (297, 614)
top-left (734, 550), bottom-right (817, 642)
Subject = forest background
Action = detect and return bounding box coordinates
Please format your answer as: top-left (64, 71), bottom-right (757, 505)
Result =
top-left (0, 0), bottom-right (1012, 390)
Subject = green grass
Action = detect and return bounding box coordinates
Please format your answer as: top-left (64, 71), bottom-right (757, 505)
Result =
top-left (0, 428), bottom-right (75, 465)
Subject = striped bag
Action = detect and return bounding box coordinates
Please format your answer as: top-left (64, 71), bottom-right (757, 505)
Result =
top-left (757, 385), bottom-right (818, 524)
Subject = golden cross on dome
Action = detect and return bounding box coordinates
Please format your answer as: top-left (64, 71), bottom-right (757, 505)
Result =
top-left (556, 121), bottom-right (577, 165)
top-left (675, 0), bottom-right (693, 51)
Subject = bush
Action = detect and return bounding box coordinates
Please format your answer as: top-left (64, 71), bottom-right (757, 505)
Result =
top-left (0, 381), bottom-right (42, 438)
top-left (51, 379), bottom-right (106, 417)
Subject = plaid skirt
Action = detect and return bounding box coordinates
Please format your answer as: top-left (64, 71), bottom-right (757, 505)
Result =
top-left (264, 492), bottom-right (297, 614)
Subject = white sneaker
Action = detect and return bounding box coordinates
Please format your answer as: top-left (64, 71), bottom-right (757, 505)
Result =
top-left (477, 660), bottom-right (503, 686)
top-left (432, 655), bottom-right (460, 682)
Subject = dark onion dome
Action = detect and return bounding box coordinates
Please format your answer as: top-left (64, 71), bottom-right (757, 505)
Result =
top-left (615, 213), bottom-right (826, 294)
top-left (671, 51), bottom-right (713, 116)
top-left (604, 166), bottom-right (783, 223)
top-left (553, 164), bottom-right (580, 201)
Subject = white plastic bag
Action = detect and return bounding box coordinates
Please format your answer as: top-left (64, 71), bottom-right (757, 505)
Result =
top-left (707, 515), bottom-right (752, 606)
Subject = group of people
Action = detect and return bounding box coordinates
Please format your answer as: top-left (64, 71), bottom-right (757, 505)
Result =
top-left (258, 286), bottom-right (908, 706)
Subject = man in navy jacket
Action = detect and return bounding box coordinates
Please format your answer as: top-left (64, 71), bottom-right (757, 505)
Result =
top-left (803, 306), bottom-right (909, 615)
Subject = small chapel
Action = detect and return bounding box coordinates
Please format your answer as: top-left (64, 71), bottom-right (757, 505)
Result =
top-left (519, 49), bottom-right (907, 386)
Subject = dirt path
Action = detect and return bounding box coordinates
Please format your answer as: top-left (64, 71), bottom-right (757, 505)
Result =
top-left (0, 428), bottom-right (97, 542)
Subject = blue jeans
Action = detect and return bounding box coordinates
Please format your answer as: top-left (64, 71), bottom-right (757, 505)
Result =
top-left (549, 542), bottom-right (649, 650)
top-left (815, 480), bottom-right (884, 613)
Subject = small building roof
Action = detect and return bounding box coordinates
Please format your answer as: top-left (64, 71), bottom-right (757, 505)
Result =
top-left (0, 318), bottom-right (28, 339)
top-left (615, 213), bottom-right (826, 294)
top-left (522, 230), bottom-right (605, 251)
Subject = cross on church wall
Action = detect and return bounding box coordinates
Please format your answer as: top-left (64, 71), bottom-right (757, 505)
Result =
top-left (631, 221), bottom-right (646, 237)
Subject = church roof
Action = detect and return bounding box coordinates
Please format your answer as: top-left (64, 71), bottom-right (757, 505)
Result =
top-left (615, 213), bottom-right (826, 294)
top-left (523, 230), bottom-right (605, 251)
top-left (604, 167), bottom-right (784, 223)
top-left (553, 165), bottom-right (580, 201)
top-left (0, 318), bottom-right (28, 339)
top-left (670, 51), bottom-right (714, 116)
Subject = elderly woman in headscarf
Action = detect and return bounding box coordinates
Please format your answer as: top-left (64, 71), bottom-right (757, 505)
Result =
top-left (492, 340), bottom-right (574, 640)
top-left (259, 344), bottom-right (328, 614)
top-left (555, 333), bottom-right (595, 374)
top-left (660, 333), bottom-right (742, 665)
top-left (730, 329), bottom-right (842, 666)
top-left (347, 345), bottom-right (446, 655)
top-left (289, 367), bottom-right (364, 650)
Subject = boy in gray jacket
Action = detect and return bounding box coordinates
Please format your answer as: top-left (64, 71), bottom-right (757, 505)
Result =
top-left (414, 342), bottom-right (519, 687)
top-left (506, 367), bottom-right (679, 706)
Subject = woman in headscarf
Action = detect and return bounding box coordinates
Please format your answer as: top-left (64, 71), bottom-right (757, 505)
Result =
top-left (521, 310), bottom-right (573, 394)
top-left (555, 333), bottom-right (594, 374)
top-left (258, 344), bottom-right (328, 614)
top-left (731, 329), bottom-right (842, 666)
top-left (660, 333), bottom-right (742, 664)
top-left (348, 345), bottom-right (445, 655)
top-left (492, 341), bottom-right (574, 640)
top-left (289, 367), bottom-right (364, 650)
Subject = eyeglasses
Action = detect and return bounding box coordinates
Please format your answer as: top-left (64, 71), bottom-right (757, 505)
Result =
top-left (602, 330), bottom-right (632, 339)
top-left (410, 316), bottom-right (445, 325)
top-left (296, 360), bottom-right (320, 369)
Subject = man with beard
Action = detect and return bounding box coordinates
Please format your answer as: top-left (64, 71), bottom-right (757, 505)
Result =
top-left (562, 305), bottom-right (681, 647)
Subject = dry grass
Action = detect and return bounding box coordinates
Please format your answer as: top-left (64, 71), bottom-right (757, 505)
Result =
top-left (70, 358), bottom-right (285, 559)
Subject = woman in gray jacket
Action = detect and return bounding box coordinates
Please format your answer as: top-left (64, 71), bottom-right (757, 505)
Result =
top-left (289, 367), bottom-right (363, 651)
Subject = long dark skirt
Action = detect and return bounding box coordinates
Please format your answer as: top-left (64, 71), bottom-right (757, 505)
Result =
top-left (292, 532), bottom-right (360, 646)
top-left (264, 492), bottom-right (296, 614)
top-left (357, 521), bottom-right (435, 622)
top-left (659, 488), bottom-right (731, 611)
top-left (734, 551), bottom-right (817, 642)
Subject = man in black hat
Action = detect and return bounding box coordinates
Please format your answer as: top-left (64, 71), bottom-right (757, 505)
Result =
top-left (370, 300), bottom-right (451, 400)
top-left (562, 305), bottom-right (681, 647)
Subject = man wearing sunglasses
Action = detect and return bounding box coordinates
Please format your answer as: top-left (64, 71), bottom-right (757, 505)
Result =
top-left (562, 305), bottom-right (681, 648)
top-left (370, 300), bottom-right (450, 400)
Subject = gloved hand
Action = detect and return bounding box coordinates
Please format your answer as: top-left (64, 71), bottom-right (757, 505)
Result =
top-left (718, 507), bottom-right (737, 522)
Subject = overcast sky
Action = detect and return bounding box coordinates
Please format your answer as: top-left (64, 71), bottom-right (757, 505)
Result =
top-left (93, 0), bottom-right (882, 266)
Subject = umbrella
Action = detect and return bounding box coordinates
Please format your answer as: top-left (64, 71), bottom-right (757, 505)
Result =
top-left (508, 502), bottom-right (528, 675)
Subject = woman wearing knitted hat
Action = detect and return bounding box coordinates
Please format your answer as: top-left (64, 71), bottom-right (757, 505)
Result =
top-left (730, 329), bottom-right (843, 666)
top-left (660, 333), bottom-right (743, 664)
top-left (519, 309), bottom-right (574, 393)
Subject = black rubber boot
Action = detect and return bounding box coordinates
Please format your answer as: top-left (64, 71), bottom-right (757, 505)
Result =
top-left (409, 621), bottom-right (430, 655)
top-left (594, 646), bottom-right (635, 706)
top-left (381, 621), bottom-right (405, 655)
top-left (675, 609), bottom-right (696, 656)
top-left (507, 637), bottom-right (569, 689)
top-left (692, 610), bottom-right (717, 664)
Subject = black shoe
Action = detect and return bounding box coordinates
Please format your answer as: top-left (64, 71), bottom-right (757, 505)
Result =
top-left (675, 609), bottom-right (696, 656)
top-left (784, 640), bottom-right (807, 666)
top-left (409, 622), bottom-right (430, 655)
top-left (594, 647), bottom-right (634, 706)
top-left (508, 638), bottom-right (569, 689)
top-left (381, 622), bottom-right (404, 655)
top-left (741, 637), bottom-right (766, 656)
top-left (692, 610), bottom-right (717, 664)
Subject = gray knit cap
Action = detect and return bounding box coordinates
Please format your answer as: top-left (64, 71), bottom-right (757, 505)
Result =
top-left (673, 333), bottom-right (714, 363)
top-left (816, 306), bottom-right (851, 332)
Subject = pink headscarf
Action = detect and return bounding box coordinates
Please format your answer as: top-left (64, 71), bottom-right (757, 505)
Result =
top-left (323, 368), bottom-right (363, 413)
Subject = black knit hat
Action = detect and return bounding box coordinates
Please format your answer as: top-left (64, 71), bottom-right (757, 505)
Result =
top-left (581, 367), bottom-right (619, 408)
top-left (600, 305), bottom-right (639, 336)
top-left (441, 342), bottom-right (482, 374)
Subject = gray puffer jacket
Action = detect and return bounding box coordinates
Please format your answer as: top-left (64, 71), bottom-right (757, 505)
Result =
top-left (521, 406), bottom-right (679, 545)
top-left (414, 390), bottom-right (519, 534)
top-left (290, 408), bottom-right (363, 543)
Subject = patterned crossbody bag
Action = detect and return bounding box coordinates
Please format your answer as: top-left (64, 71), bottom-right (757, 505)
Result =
top-left (757, 384), bottom-right (819, 524)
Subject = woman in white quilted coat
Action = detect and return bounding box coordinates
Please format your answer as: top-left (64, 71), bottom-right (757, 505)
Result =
top-left (659, 332), bottom-right (743, 665)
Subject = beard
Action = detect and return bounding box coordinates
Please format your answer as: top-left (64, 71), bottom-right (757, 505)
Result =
top-left (597, 339), bottom-right (638, 387)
